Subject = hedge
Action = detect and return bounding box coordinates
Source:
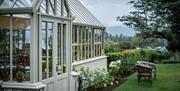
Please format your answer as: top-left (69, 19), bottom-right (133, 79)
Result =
top-left (106, 49), bottom-right (172, 65)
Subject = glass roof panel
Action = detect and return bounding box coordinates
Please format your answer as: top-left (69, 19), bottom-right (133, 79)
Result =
top-left (69, 0), bottom-right (104, 27)
top-left (0, 0), bottom-right (34, 8)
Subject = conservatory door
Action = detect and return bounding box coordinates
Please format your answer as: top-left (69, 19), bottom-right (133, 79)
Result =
top-left (54, 23), bottom-right (68, 91)
top-left (41, 20), bottom-right (68, 91)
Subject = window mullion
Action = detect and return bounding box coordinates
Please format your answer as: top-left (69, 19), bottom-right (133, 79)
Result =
top-left (46, 22), bottom-right (49, 78)
top-left (61, 24), bottom-right (64, 73)
top-left (80, 27), bottom-right (82, 60)
top-left (90, 27), bottom-right (93, 58)
top-left (61, 0), bottom-right (64, 16)
top-left (99, 30), bottom-right (101, 56)
top-left (77, 26), bottom-right (80, 61)
top-left (87, 27), bottom-right (90, 59)
top-left (84, 28), bottom-right (86, 59)
top-left (92, 29), bottom-right (95, 57)
top-left (10, 14), bottom-right (13, 81)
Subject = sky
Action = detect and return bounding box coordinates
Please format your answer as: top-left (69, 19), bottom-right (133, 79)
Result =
top-left (79, 0), bottom-right (136, 36)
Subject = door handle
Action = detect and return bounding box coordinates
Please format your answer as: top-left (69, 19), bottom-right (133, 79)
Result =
top-left (56, 65), bottom-right (61, 71)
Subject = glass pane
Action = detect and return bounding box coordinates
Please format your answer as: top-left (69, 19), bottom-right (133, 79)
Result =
top-left (95, 29), bottom-right (98, 42)
top-left (49, 0), bottom-right (54, 15)
top-left (57, 0), bottom-right (62, 16)
top-left (41, 21), bottom-right (53, 79)
top-left (48, 22), bottom-right (53, 78)
top-left (0, 0), bottom-right (14, 8)
top-left (74, 46), bottom-right (79, 61)
top-left (0, 0), bottom-right (34, 8)
top-left (40, 0), bottom-right (46, 14)
top-left (82, 28), bottom-right (86, 60)
top-left (57, 23), bottom-right (61, 74)
top-left (72, 26), bottom-right (78, 44)
top-left (88, 29), bottom-right (92, 58)
top-left (72, 26), bottom-right (80, 62)
top-left (57, 23), bottom-right (66, 75)
top-left (12, 14), bottom-right (31, 81)
top-left (41, 22), bottom-right (47, 80)
top-left (62, 24), bottom-right (66, 73)
top-left (0, 15), bottom-right (10, 81)
top-left (86, 44), bottom-right (89, 59)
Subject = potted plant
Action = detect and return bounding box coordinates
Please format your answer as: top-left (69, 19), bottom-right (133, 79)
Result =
top-left (2, 65), bottom-right (9, 81)
top-left (16, 71), bottom-right (25, 82)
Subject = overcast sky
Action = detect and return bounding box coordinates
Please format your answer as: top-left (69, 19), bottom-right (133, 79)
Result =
top-left (79, 0), bottom-right (133, 27)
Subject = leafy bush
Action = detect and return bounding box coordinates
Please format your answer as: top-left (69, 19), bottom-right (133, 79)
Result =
top-left (109, 60), bottom-right (134, 79)
top-left (107, 49), bottom-right (172, 64)
top-left (79, 66), bottom-right (114, 90)
top-left (109, 60), bottom-right (122, 78)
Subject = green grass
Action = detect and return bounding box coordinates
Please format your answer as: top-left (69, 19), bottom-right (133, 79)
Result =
top-left (113, 64), bottom-right (180, 91)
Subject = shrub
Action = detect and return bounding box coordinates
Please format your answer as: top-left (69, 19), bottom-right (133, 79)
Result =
top-left (109, 60), bottom-right (122, 78)
top-left (107, 49), bottom-right (172, 64)
top-left (79, 66), bottom-right (114, 90)
top-left (108, 60), bottom-right (134, 78)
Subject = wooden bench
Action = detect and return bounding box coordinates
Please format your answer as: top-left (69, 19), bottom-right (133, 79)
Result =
top-left (137, 61), bottom-right (156, 79)
top-left (136, 64), bottom-right (153, 86)
top-left (136, 61), bottom-right (157, 86)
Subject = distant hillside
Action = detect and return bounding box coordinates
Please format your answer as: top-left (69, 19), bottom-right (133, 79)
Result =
top-left (106, 25), bottom-right (136, 36)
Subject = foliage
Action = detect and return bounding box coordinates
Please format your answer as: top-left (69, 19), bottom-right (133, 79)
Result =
top-left (109, 60), bottom-right (134, 79)
top-left (16, 71), bottom-right (25, 82)
top-left (104, 32), bottom-right (165, 53)
top-left (118, 0), bottom-right (180, 52)
top-left (109, 60), bottom-right (122, 78)
top-left (132, 36), bottom-right (163, 48)
top-left (79, 60), bottom-right (136, 90)
top-left (2, 65), bottom-right (9, 81)
top-left (79, 66), bottom-right (114, 89)
top-left (104, 32), bottom-right (134, 53)
top-left (16, 71), bottom-right (24, 77)
top-left (107, 49), bottom-right (172, 64)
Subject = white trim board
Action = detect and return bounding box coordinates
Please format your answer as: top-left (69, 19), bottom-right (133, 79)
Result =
top-left (2, 82), bottom-right (46, 89)
top-left (72, 56), bottom-right (107, 66)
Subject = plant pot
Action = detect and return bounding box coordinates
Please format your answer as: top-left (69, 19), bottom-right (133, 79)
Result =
top-left (16, 71), bottom-right (25, 82)
top-left (2, 75), bottom-right (9, 81)
top-left (16, 76), bottom-right (24, 82)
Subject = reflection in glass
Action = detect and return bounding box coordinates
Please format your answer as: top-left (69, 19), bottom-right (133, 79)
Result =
top-left (48, 23), bottom-right (53, 78)
top-left (0, 15), bottom-right (10, 80)
top-left (88, 29), bottom-right (92, 58)
top-left (12, 14), bottom-right (31, 81)
top-left (41, 21), bottom-right (53, 80)
top-left (0, 0), bottom-right (33, 8)
top-left (57, 23), bottom-right (66, 75)
top-left (41, 22), bottom-right (47, 80)
top-left (72, 26), bottom-right (104, 62)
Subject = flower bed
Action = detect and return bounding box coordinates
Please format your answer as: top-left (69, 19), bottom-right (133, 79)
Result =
top-left (79, 49), bottom-right (173, 91)
top-left (79, 60), bottom-right (134, 91)
top-left (87, 78), bottom-right (127, 91)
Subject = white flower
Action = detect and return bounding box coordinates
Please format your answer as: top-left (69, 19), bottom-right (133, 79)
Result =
top-left (104, 84), bottom-right (107, 87)
top-left (117, 60), bottom-right (121, 64)
top-left (115, 81), bottom-right (119, 84)
top-left (111, 82), bottom-right (113, 85)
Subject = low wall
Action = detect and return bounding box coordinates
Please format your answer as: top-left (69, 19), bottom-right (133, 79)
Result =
top-left (72, 56), bottom-right (107, 71)
top-left (0, 73), bottom-right (79, 91)
top-left (1, 82), bottom-right (46, 91)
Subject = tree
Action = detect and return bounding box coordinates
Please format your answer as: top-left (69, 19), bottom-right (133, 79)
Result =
top-left (118, 0), bottom-right (180, 52)
top-left (132, 36), bottom-right (160, 48)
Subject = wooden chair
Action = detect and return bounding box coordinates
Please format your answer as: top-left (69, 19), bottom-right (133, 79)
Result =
top-left (136, 64), bottom-right (153, 86)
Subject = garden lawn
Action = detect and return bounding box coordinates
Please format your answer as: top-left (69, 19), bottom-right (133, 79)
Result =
top-left (113, 64), bottom-right (180, 91)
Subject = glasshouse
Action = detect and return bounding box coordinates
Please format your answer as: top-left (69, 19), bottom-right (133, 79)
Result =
top-left (0, 0), bottom-right (106, 91)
